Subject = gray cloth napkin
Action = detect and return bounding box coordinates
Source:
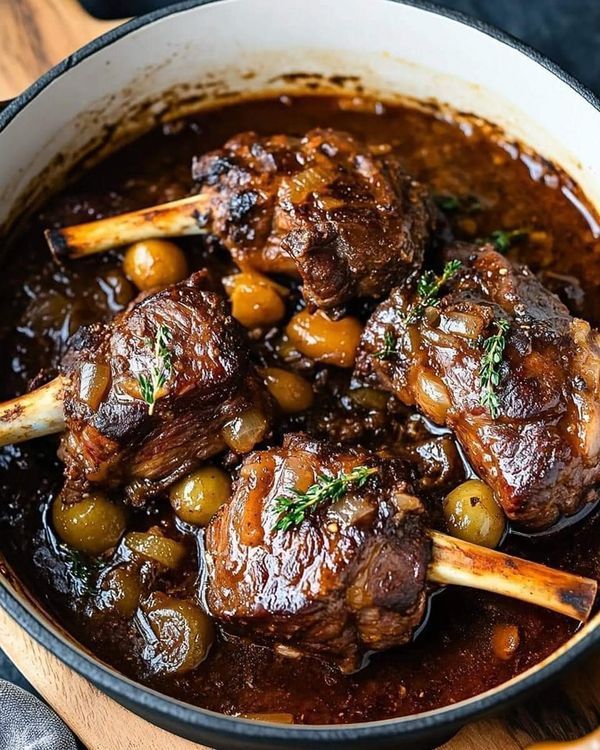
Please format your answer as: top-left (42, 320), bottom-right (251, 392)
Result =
top-left (0, 680), bottom-right (78, 750)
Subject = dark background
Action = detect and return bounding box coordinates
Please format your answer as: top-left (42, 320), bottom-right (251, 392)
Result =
top-left (1, 0), bottom-right (599, 706)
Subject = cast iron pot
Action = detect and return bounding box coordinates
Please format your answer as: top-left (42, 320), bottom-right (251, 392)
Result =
top-left (1, 1), bottom-right (599, 748)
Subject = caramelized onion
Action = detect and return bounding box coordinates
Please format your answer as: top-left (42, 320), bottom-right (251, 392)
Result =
top-left (413, 367), bottom-right (451, 424)
top-left (328, 494), bottom-right (375, 526)
top-left (222, 407), bottom-right (268, 453)
top-left (279, 165), bottom-right (331, 203)
top-left (315, 194), bottom-right (345, 211)
top-left (125, 529), bottom-right (186, 569)
top-left (79, 362), bottom-right (111, 410)
top-left (281, 453), bottom-right (316, 495)
top-left (438, 311), bottom-right (484, 340)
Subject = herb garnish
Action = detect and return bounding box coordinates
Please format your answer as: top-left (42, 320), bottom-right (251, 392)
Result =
top-left (61, 546), bottom-right (101, 594)
top-left (274, 466), bottom-right (378, 531)
top-left (373, 261), bottom-right (462, 360)
top-left (434, 193), bottom-right (482, 214)
top-left (375, 330), bottom-right (398, 360)
top-left (479, 318), bottom-right (510, 419)
top-left (137, 324), bottom-right (173, 415)
top-left (405, 259), bottom-right (462, 325)
top-left (484, 228), bottom-right (529, 254)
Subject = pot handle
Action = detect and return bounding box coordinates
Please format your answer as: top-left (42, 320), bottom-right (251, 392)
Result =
top-left (526, 726), bottom-right (600, 749)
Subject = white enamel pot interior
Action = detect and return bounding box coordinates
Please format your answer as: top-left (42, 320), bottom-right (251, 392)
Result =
top-left (1, 1), bottom-right (599, 749)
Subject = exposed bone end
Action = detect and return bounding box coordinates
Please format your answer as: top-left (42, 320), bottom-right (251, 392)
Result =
top-left (0, 376), bottom-right (66, 447)
top-left (44, 193), bottom-right (212, 260)
top-left (429, 530), bottom-right (597, 622)
top-left (44, 228), bottom-right (71, 261)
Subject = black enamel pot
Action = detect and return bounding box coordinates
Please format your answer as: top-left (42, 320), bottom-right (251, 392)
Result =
top-left (1, 1), bottom-right (600, 747)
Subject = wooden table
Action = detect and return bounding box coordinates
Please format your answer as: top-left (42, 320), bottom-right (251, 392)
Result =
top-left (0, 1), bottom-right (599, 748)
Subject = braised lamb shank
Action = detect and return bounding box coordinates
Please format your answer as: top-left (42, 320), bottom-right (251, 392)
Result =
top-left (192, 129), bottom-right (432, 311)
top-left (356, 243), bottom-right (600, 529)
top-left (0, 272), bottom-right (272, 504)
top-left (205, 433), bottom-right (431, 672)
top-left (46, 129), bottom-right (433, 314)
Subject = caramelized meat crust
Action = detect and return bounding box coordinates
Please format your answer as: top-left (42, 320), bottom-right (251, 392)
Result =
top-left (59, 272), bottom-right (271, 504)
top-left (192, 129), bottom-right (432, 313)
top-left (205, 434), bottom-right (431, 672)
top-left (356, 243), bottom-right (600, 529)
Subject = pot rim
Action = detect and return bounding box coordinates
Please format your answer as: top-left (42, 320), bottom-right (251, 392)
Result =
top-left (1, 0), bottom-right (599, 745)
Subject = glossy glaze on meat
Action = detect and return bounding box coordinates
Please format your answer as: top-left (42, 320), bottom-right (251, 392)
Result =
top-left (356, 242), bottom-right (600, 528)
top-left (60, 271), bottom-right (271, 505)
top-left (206, 434), bottom-right (430, 672)
top-left (1, 95), bottom-right (600, 724)
top-left (192, 128), bottom-right (432, 313)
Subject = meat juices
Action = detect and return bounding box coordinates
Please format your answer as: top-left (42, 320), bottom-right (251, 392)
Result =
top-left (205, 434), bottom-right (431, 672)
top-left (357, 243), bottom-right (600, 528)
top-left (59, 272), bottom-right (272, 504)
top-left (192, 128), bottom-right (432, 313)
top-left (2, 95), bottom-right (600, 723)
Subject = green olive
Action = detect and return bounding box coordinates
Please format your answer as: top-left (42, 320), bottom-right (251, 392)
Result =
top-left (349, 387), bottom-right (388, 412)
top-left (169, 466), bottom-right (231, 526)
top-left (443, 479), bottom-right (505, 548)
top-left (98, 564), bottom-right (141, 618)
top-left (52, 493), bottom-right (126, 555)
top-left (143, 592), bottom-right (215, 674)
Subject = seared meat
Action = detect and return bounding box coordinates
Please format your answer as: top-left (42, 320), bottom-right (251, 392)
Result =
top-left (205, 434), bottom-right (431, 672)
top-left (59, 272), bottom-right (271, 504)
top-left (192, 129), bottom-right (432, 313)
top-left (356, 243), bottom-right (600, 529)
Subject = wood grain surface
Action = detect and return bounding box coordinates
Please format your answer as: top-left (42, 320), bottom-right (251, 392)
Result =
top-left (0, 0), bottom-right (119, 100)
top-left (0, 1), bottom-right (599, 748)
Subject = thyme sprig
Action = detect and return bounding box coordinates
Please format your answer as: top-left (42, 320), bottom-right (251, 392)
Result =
top-left (137, 324), bottom-right (173, 415)
top-left (484, 228), bottom-right (529, 254)
top-left (373, 261), bottom-right (462, 361)
top-left (479, 318), bottom-right (510, 419)
top-left (274, 466), bottom-right (378, 531)
top-left (434, 193), bottom-right (482, 214)
top-left (61, 546), bottom-right (101, 594)
top-left (405, 259), bottom-right (462, 325)
top-left (374, 330), bottom-right (398, 360)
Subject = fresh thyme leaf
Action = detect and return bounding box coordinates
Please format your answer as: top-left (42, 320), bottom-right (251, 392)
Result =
top-left (434, 193), bottom-right (482, 214)
top-left (484, 228), bottom-right (528, 254)
top-left (61, 546), bottom-right (101, 594)
top-left (405, 259), bottom-right (462, 324)
top-left (274, 465), bottom-right (378, 531)
top-left (479, 318), bottom-right (510, 419)
top-left (137, 323), bottom-right (173, 415)
top-left (375, 330), bottom-right (398, 360)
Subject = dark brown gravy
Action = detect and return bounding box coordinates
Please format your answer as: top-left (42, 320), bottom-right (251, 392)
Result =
top-left (0, 94), bottom-right (599, 724)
